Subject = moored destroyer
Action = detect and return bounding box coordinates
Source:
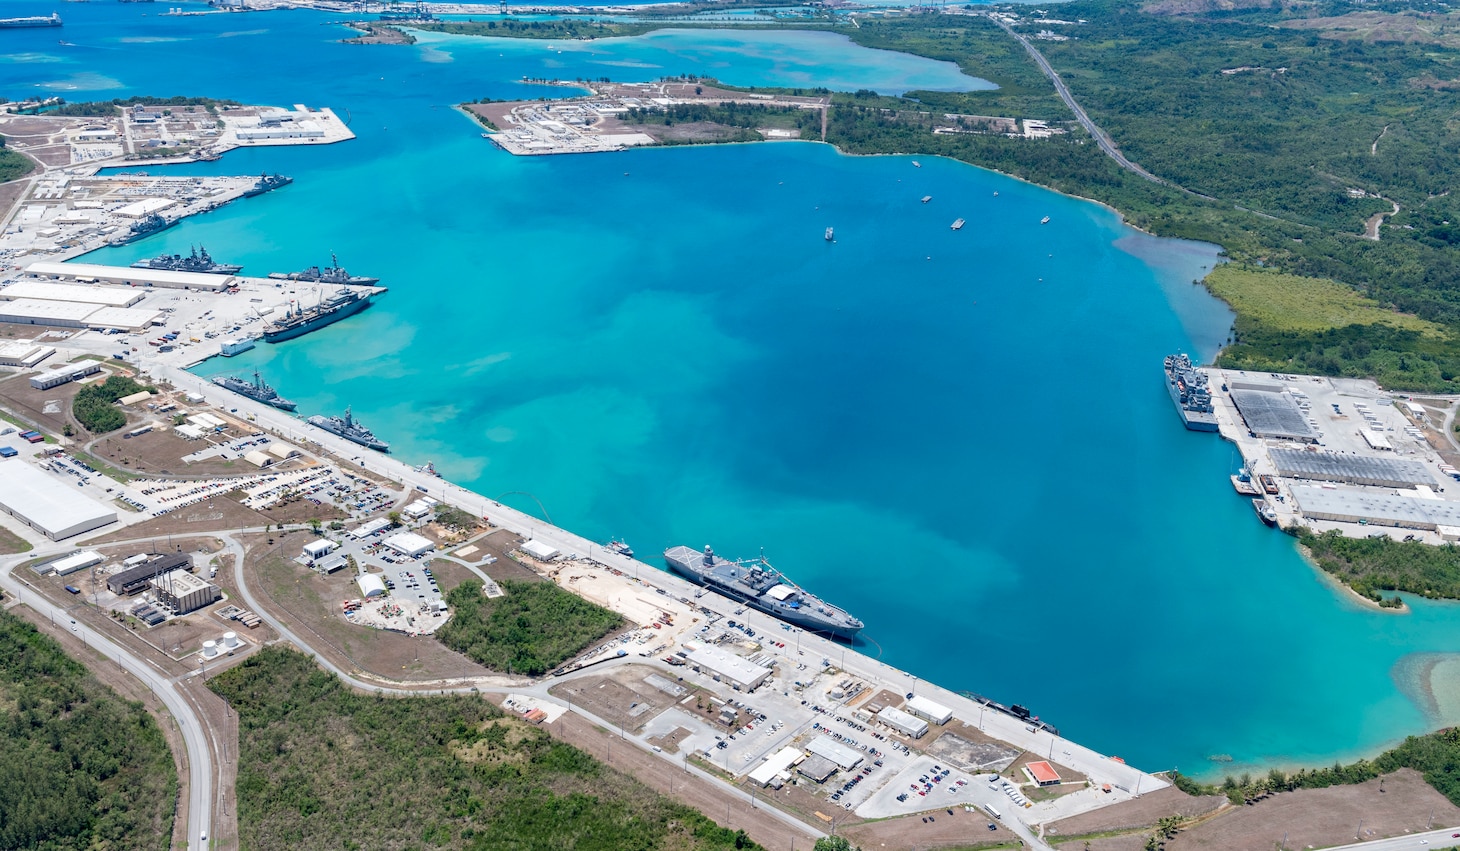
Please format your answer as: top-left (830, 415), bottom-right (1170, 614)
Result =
top-left (1164, 353), bottom-right (1219, 431)
top-left (268, 253), bottom-right (379, 286)
top-left (211, 370), bottom-right (295, 411)
top-left (131, 244), bottom-right (241, 275)
top-left (307, 406), bottom-right (389, 452)
top-left (663, 545), bottom-right (863, 640)
top-left (110, 213), bottom-right (176, 246)
top-left (242, 173), bottom-right (293, 198)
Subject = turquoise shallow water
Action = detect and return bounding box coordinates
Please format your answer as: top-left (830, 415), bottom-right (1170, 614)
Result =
top-left (10, 2), bottom-right (1460, 779)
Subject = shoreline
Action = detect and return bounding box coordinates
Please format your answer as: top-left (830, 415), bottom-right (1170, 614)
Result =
top-left (1295, 542), bottom-right (1411, 615)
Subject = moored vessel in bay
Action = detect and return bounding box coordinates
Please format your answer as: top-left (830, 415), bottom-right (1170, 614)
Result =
top-left (950, 218), bottom-right (965, 230)
top-left (212, 370), bottom-right (296, 411)
top-left (308, 406), bottom-right (389, 452)
top-left (0, 13), bottom-right (62, 28)
top-left (262, 287), bottom-right (374, 343)
top-left (1253, 498), bottom-right (1278, 527)
top-left (605, 538), bottom-right (634, 558)
top-left (242, 173), bottom-right (292, 198)
top-left (110, 213), bottom-right (175, 246)
top-left (131, 244), bottom-right (241, 275)
top-left (1164, 353), bottom-right (1219, 432)
top-left (268, 253), bottom-right (378, 286)
top-left (664, 545), bottom-right (863, 640)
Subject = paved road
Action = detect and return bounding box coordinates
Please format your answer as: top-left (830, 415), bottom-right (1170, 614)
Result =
top-left (0, 559), bottom-right (214, 851)
top-left (1322, 827), bottom-right (1460, 851)
top-left (991, 16), bottom-right (1164, 185)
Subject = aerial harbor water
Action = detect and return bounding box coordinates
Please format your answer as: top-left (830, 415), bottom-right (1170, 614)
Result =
top-left (9, 1), bottom-right (1460, 779)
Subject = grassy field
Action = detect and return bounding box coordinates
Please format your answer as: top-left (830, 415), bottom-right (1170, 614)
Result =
top-left (1205, 266), bottom-right (1448, 336)
top-left (437, 579), bottom-right (623, 676)
top-left (0, 609), bottom-right (177, 850)
top-left (0, 525), bottom-right (32, 554)
top-left (210, 647), bottom-right (760, 851)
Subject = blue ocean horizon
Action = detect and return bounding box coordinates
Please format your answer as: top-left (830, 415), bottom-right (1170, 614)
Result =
top-left (8, 1), bottom-right (1460, 780)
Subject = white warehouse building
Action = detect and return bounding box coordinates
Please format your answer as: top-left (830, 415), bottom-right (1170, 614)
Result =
top-left (0, 462), bottom-right (117, 540)
top-left (877, 705), bottom-right (929, 739)
top-left (905, 695), bottom-right (954, 725)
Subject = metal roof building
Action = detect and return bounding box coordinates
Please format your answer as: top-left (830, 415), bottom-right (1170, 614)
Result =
top-left (384, 532), bottom-right (434, 557)
top-left (0, 280), bottom-right (145, 307)
top-left (748, 746), bottom-right (803, 788)
top-left (51, 551), bottom-right (103, 576)
top-left (1292, 484), bottom-right (1460, 530)
top-left (357, 573), bottom-right (387, 598)
top-left (683, 642), bottom-right (772, 692)
top-left (1229, 385), bottom-right (1317, 442)
top-left (877, 705), bottom-right (929, 738)
top-left (808, 735), bottom-right (864, 770)
top-left (24, 261), bottom-right (233, 292)
top-left (29, 360), bottom-right (102, 390)
top-left (906, 694), bottom-right (954, 725)
top-left (84, 306), bottom-right (163, 332)
top-left (0, 298), bottom-right (98, 328)
top-left (0, 340), bottom-right (54, 368)
top-left (0, 462), bottom-right (116, 540)
top-left (1271, 448), bottom-right (1434, 489)
top-left (150, 569), bottom-right (219, 614)
top-left (349, 518), bottom-right (390, 539)
top-left (107, 553), bottom-right (192, 595)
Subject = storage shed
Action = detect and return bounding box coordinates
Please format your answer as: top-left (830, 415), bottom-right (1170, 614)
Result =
top-left (242, 450), bottom-right (274, 468)
top-left (356, 573), bottom-right (387, 598)
top-left (51, 551), bottom-right (102, 576)
top-left (521, 539), bottom-right (559, 561)
top-left (267, 442), bottom-right (301, 460)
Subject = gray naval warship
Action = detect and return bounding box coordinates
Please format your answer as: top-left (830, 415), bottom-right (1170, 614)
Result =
top-left (1164, 353), bottom-right (1219, 432)
top-left (211, 370), bottom-right (295, 411)
top-left (132, 245), bottom-right (242, 275)
top-left (307, 406), bottom-right (389, 452)
top-left (268, 253), bottom-right (379, 286)
top-left (664, 545), bottom-right (863, 640)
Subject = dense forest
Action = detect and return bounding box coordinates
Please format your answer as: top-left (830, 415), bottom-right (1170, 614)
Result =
top-left (46, 95), bottom-right (239, 117)
top-left (437, 579), bottom-right (622, 676)
top-left (0, 610), bottom-right (177, 851)
top-left (210, 648), bottom-right (760, 851)
top-left (72, 375), bottom-right (152, 434)
top-left (0, 137), bottom-right (32, 184)
top-left (1297, 527), bottom-right (1460, 602)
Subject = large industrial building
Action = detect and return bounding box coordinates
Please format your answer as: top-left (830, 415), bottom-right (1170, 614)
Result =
top-left (384, 532), bottom-right (434, 558)
top-left (0, 298), bottom-right (161, 333)
top-left (1228, 383), bottom-right (1317, 442)
top-left (0, 280), bottom-right (144, 307)
top-left (1271, 448), bottom-right (1434, 488)
top-left (681, 642), bottom-right (772, 692)
top-left (29, 360), bottom-right (102, 390)
top-left (0, 462), bottom-right (117, 540)
top-left (150, 569), bottom-right (220, 614)
top-left (107, 553), bottom-right (193, 596)
top-left (1292, 485), bottom-right (1460, 530)
top-left (24, 261), bottom-right (234, 292)
top-left (0, 340), bottom-right (54, 368)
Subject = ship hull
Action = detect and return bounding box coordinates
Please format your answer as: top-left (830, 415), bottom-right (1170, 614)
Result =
top-left (131, 260), bottom-right (242, 275)
top-left (307, 417), bottom-right (389, 452)
top-left (111, 220), bottom-right (177, 246)
top-left (1165, 365), bottom-right (1220, 431)
top-left (665, 553), bottom-right (863, 640)
top-left (263, 296), bottom-right (371, 343)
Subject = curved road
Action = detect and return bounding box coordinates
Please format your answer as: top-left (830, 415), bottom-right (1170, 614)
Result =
top-left (0, 559), bottom-right (213, 851)
top-left (991, 16), bottom-right (1164, 185)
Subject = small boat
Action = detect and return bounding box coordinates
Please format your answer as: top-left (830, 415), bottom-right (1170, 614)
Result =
top-left (912, 161), bottom-right (921, 168)
top-left (1040, 216), bottom-right (1051, 224)
top-left (1260, 474), bottom-right (1280, 495)
top-left (1230, 474), bottom-right (1260, 497)
top-left (921, 195), bottom-right (932, 204)
top-left (605, 539), bottom-right (634, 558)
top-left (950, 218), bottom-right (965, 230)
top-left (1253, 498), bottom-right (1278, 527)
top-left (825, 226), bottom-right (834, 241)
top-left (993, 191), bottom-right (999, 196)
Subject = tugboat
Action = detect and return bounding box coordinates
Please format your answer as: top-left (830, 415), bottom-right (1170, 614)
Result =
top-left (268, 253), bottom-right (379, 286)
top-left (605, 538), bottom-right (634, 558)
top-left (110, 213), bottom-right (176, 246)
top-left (664, 545), bottom-right (863, 640)
top-left (241, 173), bottom-right (293, 199)
top-left (307, 406), bottom-right (389, 452)
top-left (131, 245), bottom-right (242, 275)
top-left (211, 370), bottom-right (296, 411)
top-left (1253, 498), bottom-right (1278, 527)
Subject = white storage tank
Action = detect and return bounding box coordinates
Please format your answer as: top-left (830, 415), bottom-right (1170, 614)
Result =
top-left (202, 640), bottom-right (218, 658)
top-left (222, 631), bottom-right (239, 648)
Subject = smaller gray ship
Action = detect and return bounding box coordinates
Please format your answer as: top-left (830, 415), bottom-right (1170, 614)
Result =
top-left (268, 253), bottom-right (379, 286)
top-left (308, 406), bottom-right (389, 452)
top-left (242, 173), bottom-right (292, 198)
top-left (212, 370), bottom-right (295, 412)
top-left (1164, 353), bottom-right (1219, 432)
top-left (110, 213), bottom-right (176, 246)
top-left (132, 245), bottom-right (242, 275)
top-left (664, 545), bottom-right (863, 640)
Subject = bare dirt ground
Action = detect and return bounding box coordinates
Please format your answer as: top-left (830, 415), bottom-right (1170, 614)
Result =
top-left (547, 664), bottom-right (696, 734)
top-left (538, 704), bottom-right (820, 851)
top-left (87, 495), bottom-right (272, 542)
top-left (0, 525), bottom-right (31, 554)
top-left (1048, 784), bottom-right (1225, 840)
top-left (1170, 769), bottom-right (1460, 850)
top-left (1278, 10), bottom-right (1460, 46)
top-left (842, 804), bottom-right (1020, 850)
top-left (425, 557), bottom-right (477, 592)
top-left (0, 368), bottom-right (88, 435)
top-left (240, 534), bottom-right (494, 683)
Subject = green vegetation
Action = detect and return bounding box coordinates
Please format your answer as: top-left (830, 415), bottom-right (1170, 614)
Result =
top-left (437, 579), bottom-right (622, 676)
top-left (72, 375), bottom-right (154, 434)
top-left (0, 525), bottom-right (32, 554)
top-left (1297, 527), bottom-right (1460, 602)
top-left (0, 609), bottom-right (177, 850)
top-left (814, 839), bottom-right (858, 851)
top-left (47, 95), bottom-right (240, 117)
top-left (434, 504), bottom-right (481, 532)
top-left (1179, 725), bottom-right (1460, 808)
top-left (210, 647), bottom-right (761, 851)
top-left (411, 19), bottom-right (665, 39)
top-left (0, 140), bottom-right (34, 184)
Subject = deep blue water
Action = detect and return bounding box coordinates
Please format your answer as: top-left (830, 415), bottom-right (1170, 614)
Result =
top-left (7, 1), bottom-right (1460, 780)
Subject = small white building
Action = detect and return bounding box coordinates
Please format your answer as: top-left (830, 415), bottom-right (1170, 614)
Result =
top-left (242, 449), bottom-right (274, 468)
top-left (521, 540), bottom-right (559, 561)
top-left (403, 497), bottom-right (436, 519)
top-left (51, 551), bottom-right (103, 577)
top-left (682, 642), bottom-right (771, 692)
top-left (302, 539), bottom-right (337, 561)
top-left (349, 518), bottom-right (390, 539)
top-left (877, 705), bottom-right (928, 739)
top-left (748, 746), bottom-right (803, 788)
top-left (905, 695), bottom-right (954, 725)
top-left (383, 532), bottom-right (433, 558)
top-left (807, 734), bottom-right (864, 770)
top-left (356, 572), bottom-right (387, 598)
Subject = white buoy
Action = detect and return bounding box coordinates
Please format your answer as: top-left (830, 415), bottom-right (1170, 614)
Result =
top-left (202, 640), bottom-right (218, 658)
top-left (222, 631), bottom-right (238, 648)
